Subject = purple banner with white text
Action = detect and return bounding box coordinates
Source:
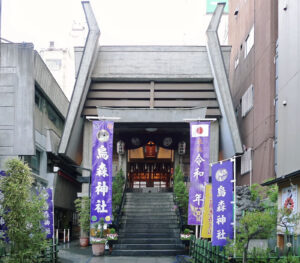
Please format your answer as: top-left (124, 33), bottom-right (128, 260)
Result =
top-left (188, 122), bottom-right (210, 225)
top-left (0, 171), bottom-right (8, 242)
top-left (91, 121), bottom-right (114, 224)
top-left (41, 188), bottom-right (54, 239)
top-left (212, 160), bottom-right (233, 246)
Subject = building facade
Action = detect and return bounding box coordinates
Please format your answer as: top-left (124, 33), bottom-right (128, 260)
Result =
top-left (228, 0), bottom-right (278, 185)
top-left (58, 3), bottom-right (242, 202)
top-left (40, 41), bottom-right (75, 100)
top-left (262, 0), bottom-right (300, 251)
top-left (0, 43), bottom-right (80, 235)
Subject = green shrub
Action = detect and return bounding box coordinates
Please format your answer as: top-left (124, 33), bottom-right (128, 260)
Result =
top-left (173, 166), bottom-right (188, 223)
top-left (112, 169), bottom-right (125, 219)
top-left (0, 159), bottom-right (48, 263)
top-left (74, 196), bottom-right (90, 237)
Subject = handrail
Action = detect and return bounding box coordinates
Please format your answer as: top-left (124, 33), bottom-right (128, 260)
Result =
top-left (173, 194), bottom-right (184, 232)
top-left (114, 175), bottom-right (128, 231)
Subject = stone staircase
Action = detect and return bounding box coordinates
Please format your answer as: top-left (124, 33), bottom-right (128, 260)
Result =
top-left (112, 191), bottom-right (185, 256)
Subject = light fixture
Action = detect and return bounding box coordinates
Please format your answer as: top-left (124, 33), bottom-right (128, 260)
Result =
top-left (145, 128), bottom-right (158, 132)
top-left (117, 140), bottom-right (125, 155)
top-left (234, 8), bottom-right (239, 16)
top-left (178, 141), bottom-right (186, 155)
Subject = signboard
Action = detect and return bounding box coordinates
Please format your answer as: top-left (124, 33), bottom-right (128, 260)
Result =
top-left (41, 188), bottom-right (54, 239)
top-left (212, 160), bottom-right (233, 246)
top-left (282, 185), bottom-right (298, 233)
top-left (202, 184), bottom-right (213, 238)
top-left (188, 122), bottom-right (210, 225)
top-left (207, 0), bottom-right (228, 13)
top-left (91, 121), bottom-right (114, 224)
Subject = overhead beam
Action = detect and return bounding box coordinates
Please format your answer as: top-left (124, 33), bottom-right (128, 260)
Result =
top-left (96, 107), bottom-right (207, 123)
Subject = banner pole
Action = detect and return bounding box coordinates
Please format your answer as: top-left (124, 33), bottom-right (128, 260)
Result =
top-left (233, 157), bottom-right (237, 257)
top-left (195, 225), bottom-right (198, 239)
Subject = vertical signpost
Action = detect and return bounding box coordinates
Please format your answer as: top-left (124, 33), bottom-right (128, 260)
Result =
top-left (91, 121), bottom-right (114, 225)
top-left (188, 122), bottom-right (210, 237)
top-left (211, 159), bottom-right (234, 246)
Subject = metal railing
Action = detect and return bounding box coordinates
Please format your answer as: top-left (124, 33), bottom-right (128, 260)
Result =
top-left (114, 176), bottom-right (128, 231)
top-left (189, 236), bottom-right (300, 263)
top-left (173, 194), bottom-right (184, 231)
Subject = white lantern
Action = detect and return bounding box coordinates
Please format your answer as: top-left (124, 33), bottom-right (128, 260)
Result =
top-left (178, 141), bottom-right (186, 155)
top-left (117, 140), bottom-right (125, 155)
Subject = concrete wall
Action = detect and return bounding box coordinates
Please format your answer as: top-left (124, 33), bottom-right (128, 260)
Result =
top-left (34, 52), bottom-right (69, 119)
top-left (0, 43), bottom-right (35, 168)
top-left (54, 174), bottom-right (80, 210)
top-left (228, 0), bottom-right (278, 185)
top-left (74, 46), bottom-right (231, 81)
top-left (277, 0), bottom-right (300, 177)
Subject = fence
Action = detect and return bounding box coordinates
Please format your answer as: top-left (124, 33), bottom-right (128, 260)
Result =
top-left (189, 235), bottom-right (300, 263)
top-left (0, 239), bottom-right (58, 263)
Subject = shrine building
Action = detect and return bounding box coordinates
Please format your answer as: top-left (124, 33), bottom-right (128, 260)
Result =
top-left (58, 2), bottom-right (243, 196)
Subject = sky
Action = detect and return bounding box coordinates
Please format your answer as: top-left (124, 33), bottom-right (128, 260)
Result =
top-left (1, 0), bottom-right (226, 51)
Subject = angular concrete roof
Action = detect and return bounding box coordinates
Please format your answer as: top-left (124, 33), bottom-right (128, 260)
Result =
top-left (59, 2), bottom-right (243, 163)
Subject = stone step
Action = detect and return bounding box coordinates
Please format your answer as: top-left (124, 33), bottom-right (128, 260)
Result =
top-left (117, 238), bottom-right (181, 244)
top-left (111, 249), bottom-right (186, 256)
top-left (119, 232), bottom-right (180, 238)
top-left (114, 243), bottom-right (185, 250)
top-left (124, 203), bottom-right (175, 207)
top-left (121, 221), bottom-right (179, 226)
top-left (126, 193), bottom-right (173, 196)
top-left (123, 211), bottom-right (176, 218)
top-left (124, 208), bottom-right (176, 213)
top-left (121, 223), bottom-right (179, 229)
top-left (121, 218), bottom-right (178, 224)
top-left (119, 229), bottom-right (180, 234)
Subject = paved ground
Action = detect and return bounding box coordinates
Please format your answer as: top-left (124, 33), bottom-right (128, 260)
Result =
top-left (58, 241), bottom-right (177, 263)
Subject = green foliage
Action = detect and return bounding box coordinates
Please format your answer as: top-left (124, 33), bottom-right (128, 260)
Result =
top-left (183, 228), bottom-right (190, 234)
top-left (112, 169), bottom-right (125, 219)
top-left (0, 159), bottom-right (48, 263)
top-left (173, 166), bottom-right (189, 223)
top-left (227, 209), bottom-right (277, 263)
top-left (109, 228), bottom-right (116, 234)
top-left (277, 255), bottom-right (300, 263)
top-left (74, 196), bottom-right (90, 236)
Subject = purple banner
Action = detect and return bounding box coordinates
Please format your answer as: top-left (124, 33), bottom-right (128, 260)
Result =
top-left (91, 121), bottom-right (114, 224)
top-left (212, 160), bottom-right (233, 246)
top-left (41, 188), bottom-right (54, 239)
top-left (188, 122), bottom-right (210, 225)
top-left (0, 171), bottom-right (8, 242)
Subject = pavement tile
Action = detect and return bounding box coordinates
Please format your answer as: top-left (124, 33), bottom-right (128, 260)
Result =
top-left (58, 241), bottom-right (176, 263)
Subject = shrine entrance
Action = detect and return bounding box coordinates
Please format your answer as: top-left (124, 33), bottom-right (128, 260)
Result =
top-left (128, 141), bottom-right (174, 189)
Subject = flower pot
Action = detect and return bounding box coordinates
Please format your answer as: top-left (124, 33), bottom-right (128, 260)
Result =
top-left (92, 243), bottom-right (105, 256)
top-left (80, 237), bottom-right (89, 247)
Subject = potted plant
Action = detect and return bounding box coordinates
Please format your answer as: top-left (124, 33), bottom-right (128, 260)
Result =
top-left (180, 228), bottom-right (192, 241)
top-left (107, 228), bottom-right (118, 254)
top-left (91, 219), bottom-right (107, 256)
top-left (74, 197), bottom-right (90, 247)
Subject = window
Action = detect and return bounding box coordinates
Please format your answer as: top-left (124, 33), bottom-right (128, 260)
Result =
top-left (244, 26), bottom-right (254, 58)
top-left (241, 85), bottom-right (254, 117)
top-left (24, 150), bottom-right (41, 175)
top-left (35, 88), bottom-right (44, 111)
top-left (46, 59), bottom-right (62, 71)
top-left (241, 148), bottom-right (252, 175)
top-left (46, 103), bottom-right (64, 130)
top-left (35, 86), bottom-right (64, 131)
